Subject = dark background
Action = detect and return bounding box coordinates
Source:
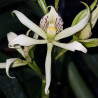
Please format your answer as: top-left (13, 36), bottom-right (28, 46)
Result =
top-left (0, 0), bottom-right (98, 98)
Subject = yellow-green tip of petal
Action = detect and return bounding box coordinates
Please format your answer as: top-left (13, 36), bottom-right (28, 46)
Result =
top-left (80, 1), bottom-right (89, 8)
top-left (11, 11), bottom-right (15, 17)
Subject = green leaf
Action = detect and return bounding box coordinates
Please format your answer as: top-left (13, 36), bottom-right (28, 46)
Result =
top-left (71, 0), bottom-right (97, 26)
top-left (82, 53), bottom-right (98, 78)
top-left (79, 38), bottom-right (98, 48)
top-left (68, 62), bottom-right (94, 98)
top-left (78, 23), bottom-right (91, 40)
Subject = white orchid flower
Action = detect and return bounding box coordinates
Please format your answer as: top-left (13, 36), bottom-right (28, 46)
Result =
top-left (0, 32), bottom-right (34, 78)
top-left (0, 31), bottom-right (39, 78)
top-left (9, 3), bottom-right (90, 94)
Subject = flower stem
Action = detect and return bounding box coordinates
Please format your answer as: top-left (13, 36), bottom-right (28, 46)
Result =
top-left (37, 0), bottom-right (48, 14)
top-left (28, 61), bottom-right (49, 97)
top-left (28, 61), bottom-right (44, 79)
top-left (55, 39), bottom-right (74, 60)
top-left (55, 49), bottom-right (67, 60)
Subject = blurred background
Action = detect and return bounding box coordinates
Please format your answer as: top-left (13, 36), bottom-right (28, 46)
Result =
top-left (0, 0), bottom-right (98, 98)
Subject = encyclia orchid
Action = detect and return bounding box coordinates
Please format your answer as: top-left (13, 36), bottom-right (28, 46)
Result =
top-left (7, 3), bottom-right (90, 94)
top-left (0, 32), bottom-right (27, 78)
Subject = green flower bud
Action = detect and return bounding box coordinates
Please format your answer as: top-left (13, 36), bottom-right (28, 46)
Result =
top-left (78, 23), bottom-right (92, 40)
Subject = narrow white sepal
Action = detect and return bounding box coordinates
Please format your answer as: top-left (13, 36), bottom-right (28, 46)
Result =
top-left (0, 63), bottom-right (6, 68)
top-left (5, 58), bottom-right (27, 78)
top-left (7, 32), bottom-right (25, 57)
top-left (6, 58), bottom-right (18, 78)
top-left (28, 33), bottom-right (39, 50)
top-left (9, 34), bottom-right (47, 47)
top-left (53, 41), bottom-right (87, 53)
top-left (55, 4), bottom-right (90, 40)
top-left (7, 32), bottom-right (17, 41)
top-left (0, 61), bottom-right (27, 69)
top-left (12, 10), bottom-right (47, 39)
top-left (45, 43), bottom-right (53, 95)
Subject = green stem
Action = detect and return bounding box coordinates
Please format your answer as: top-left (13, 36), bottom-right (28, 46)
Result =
top-left (55, 39), bottom-right (74, 60)
top-left (37, 0), bottom-right (48, 14)
top-left (28, 61), bottom-right (49, 97)
top-left (55, 49), bottom-right (67, 60)
top-left (55, 0), bottom-right (60, 11)
top-left (68, 62), bottom-right (94, 98)
top-left (28, 61), bottom-right (44, 79)
top-left (41, 79), bottom-right (49, 98)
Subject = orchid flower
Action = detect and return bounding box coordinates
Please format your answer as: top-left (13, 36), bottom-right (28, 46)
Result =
top-left (8, 3), bottom-right (90, 94)
top-left (0, 31), bottom-right (38, 78)
top-left (0, 32), bottom-right (27, 78)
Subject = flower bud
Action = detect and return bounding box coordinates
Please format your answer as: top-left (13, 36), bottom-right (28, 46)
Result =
top-left (78, 23), bottom-right (92, 40)
top-left (47, 24), bottom-right (56, 42)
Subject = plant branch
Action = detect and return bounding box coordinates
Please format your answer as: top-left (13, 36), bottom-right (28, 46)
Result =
top-left (28, 60), bottom-right (44, 79)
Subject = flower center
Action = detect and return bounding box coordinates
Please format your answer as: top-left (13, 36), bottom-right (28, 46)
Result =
top-left (39, 6), bottom-right (64, 42)
top-left (49, 27), bottom-right (56, 31)
top-left (47, 24), bottom-right (56, 42)
top-left (40, 16), bottom-right (63, 34)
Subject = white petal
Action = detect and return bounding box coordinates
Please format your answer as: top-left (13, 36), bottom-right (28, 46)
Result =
top-left (45, 43), bottom-right (53, 95)
top-left (12, 10), bottom-right (47, 39)
top-left (29, 33), bottom-right (39, 49)
top-left (53, 41), bottom-right (87, 53)
top-left (6, 58), bottom-right (18, 78)
top-left (7, 32), bottom-right (17, 42)
top-left (55, 3), bottom-right (90, 40)
top-left (7, 32), bottom-right (25, 57)
top-left (0, 63), bottom-right (6, 68)
top-left (9, 34), bottom-right (47, 47)
top-left (5, 58), bottom-right (27, 78)
top-left (0, 60), bottom-right (27, 69)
